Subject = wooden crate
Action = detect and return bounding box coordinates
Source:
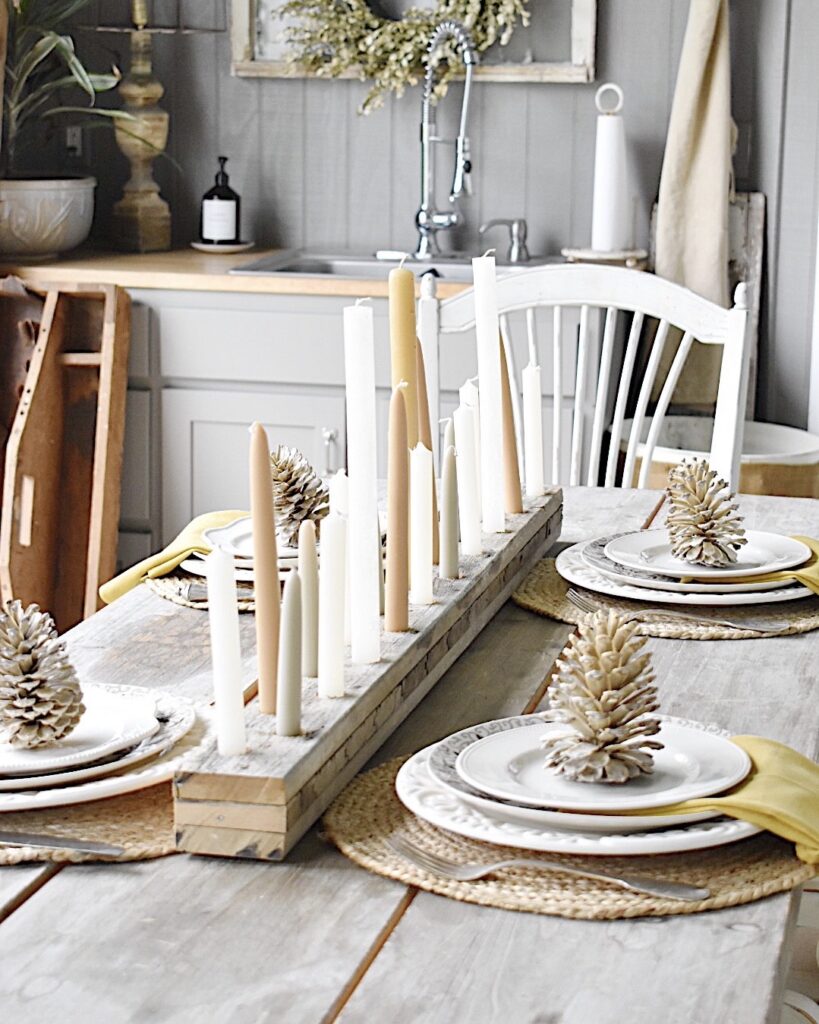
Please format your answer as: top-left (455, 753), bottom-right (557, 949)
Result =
top-left (174, 489), bottom-right (563, 860)
top-left (0, 284), bottom-right (131, 630)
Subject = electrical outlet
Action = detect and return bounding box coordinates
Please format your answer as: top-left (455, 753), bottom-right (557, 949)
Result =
top-left (65, 126), bottom-right (82, 157)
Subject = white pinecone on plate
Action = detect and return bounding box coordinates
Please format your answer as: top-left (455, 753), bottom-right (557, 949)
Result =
top-left (541, 610), bottom-right (663, 784)
top-left (0, 601), bottom-right (85, 748)
top-left (666, 457), bottom-right (746, 567)
top-left (269, 445), bottom-right (330, 548)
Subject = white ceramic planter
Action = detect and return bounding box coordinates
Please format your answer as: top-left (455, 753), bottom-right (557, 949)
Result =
top-left (0, 177), bottom-right (96, 258)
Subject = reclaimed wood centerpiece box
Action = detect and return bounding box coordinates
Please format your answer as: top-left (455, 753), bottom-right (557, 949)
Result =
top-left (174, 489), bottom-right (562, 860)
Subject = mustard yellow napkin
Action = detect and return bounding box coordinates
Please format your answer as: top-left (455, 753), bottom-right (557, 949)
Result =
top-left (644, 736), bottom-right (819, 864)
top-left (691, 536), bottom-right (819, 595)
top-left (99, 510), bottom-right (248, 604)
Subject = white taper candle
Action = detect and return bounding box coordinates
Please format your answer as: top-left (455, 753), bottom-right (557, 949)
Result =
top-left (439, 445), bottom-right (459, 579)
top-left (472, 253), bottom-right (505, 532)
top-left (277, 570), bottom-right (302, 736)
top-left (523, 361), bottom-right (545, 497)
top-left (343, 303), bottom-right (381, 664)
top-left (297, 520), bottom-right (318, 677)
top-left (409, 443), bottom-right (434, 604)
top-left (317, 511), bottom-right (346, 698)
top-left (453, 404), bottom-right (481, 556)
top-left (205, 547), bottom-right (246, 756)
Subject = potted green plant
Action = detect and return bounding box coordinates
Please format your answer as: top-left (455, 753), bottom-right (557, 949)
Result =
top-left (1, 0), bottom-right (128, 258)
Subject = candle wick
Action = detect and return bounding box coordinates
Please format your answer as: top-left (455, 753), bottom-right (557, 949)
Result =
top-left (469, 375), bottom-right (479, 385)
top-left (355, 296), bottom-right (372, 306)
top-left (397, 380), bottom-right (409, 391)
top-left (482, 248), bottom-right (496, 258)
top-left (398, 253), bottom-right (410, 270)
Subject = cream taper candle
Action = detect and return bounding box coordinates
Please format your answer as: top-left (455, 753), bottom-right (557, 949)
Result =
top-left (409, 443), bottom-right (433, 604)
top-left (277, 570), bottom-right (302, 736)
top-left (249, 421), bottom-right (279, 714)
top-left (522, 361), bottom-right (544, 497)
top-left (343, 302), bottom-right (380, 664)
top-left (453, 404), bottom-right (481, 556)
top-left (442, 416), bottom-right (455, 461)
top-left (317, 511), bottom-right (346, 698)
top-left (459, 377), bottom-right (481, 499)
top-left (389, 265), bottom-right (419, 446)
top-left (472, 253), bottom-right (505, 533)
top-left (385, 383), bottom-right (409, 631)
top-left (415, 339), bottom-right (440, 566)
top-left (439, 445), bottom-right (459, 579)
top-left (298, 519), bottom-right (318, 677)
top-left (329, 469), bottom-right (351, 645)
top-left (205, 547), bottom-right (246, 756)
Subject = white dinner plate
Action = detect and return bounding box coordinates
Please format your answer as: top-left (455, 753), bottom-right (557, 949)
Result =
top-left (455, 717), bottom-right (750, 812)
top-left (427, 717), bottom-right (717, 833)
top-left (556, 543), bottom-right (814, 606)
top-left (0, 687), bottom-right (159, 776)
top-left (582, 536), bottom-right (791, 594)
top-left (396, 746), bottom-right (760, 857)
top-left (0, 690), bottom-right (212, 812)
top-left (605, 529), bottom-right (811, 579)
top-left (179, 556), bottom-right (289, 584)
top-left (0, 688), bottom-right (195, 792)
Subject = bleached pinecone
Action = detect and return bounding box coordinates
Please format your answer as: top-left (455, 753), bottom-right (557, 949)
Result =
top-left (0, 601), bottom-right (85, 749)
top-left (541, 610), bottom-right (663, 784)
top-left (269, 445), bottom-right (330, 548)
top-left (666, 457), bottom-right (746, 567)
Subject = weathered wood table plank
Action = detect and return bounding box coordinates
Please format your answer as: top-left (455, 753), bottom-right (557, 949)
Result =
top-left (0, 487), bottom-right (813, 1024)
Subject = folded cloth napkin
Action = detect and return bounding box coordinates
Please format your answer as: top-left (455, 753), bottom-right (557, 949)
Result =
top-left (691, 536), bottom-right (819, 595)
top-left (643, 736), bottom-right (819, 864)
top-left (99, 510), bottom-right (248, 605)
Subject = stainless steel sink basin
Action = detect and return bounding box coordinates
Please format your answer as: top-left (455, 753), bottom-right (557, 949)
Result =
top-left (230, 249), bottom-right (556, 283)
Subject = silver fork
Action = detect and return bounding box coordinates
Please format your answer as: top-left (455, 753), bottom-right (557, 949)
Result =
top-left (386, 835), bottom-right (710, 902)
top-left (566, 587), bottom-right (789, 634)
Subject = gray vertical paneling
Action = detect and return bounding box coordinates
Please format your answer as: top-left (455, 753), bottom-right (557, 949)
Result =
top-left (68, 1), bottom-right (819, 429)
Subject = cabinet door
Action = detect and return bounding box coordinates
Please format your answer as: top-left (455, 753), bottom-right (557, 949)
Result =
top-left (161, 389), bottom-right (345, 544)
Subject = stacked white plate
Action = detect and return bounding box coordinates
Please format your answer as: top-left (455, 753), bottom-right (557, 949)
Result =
top-left (396, 715), bottom-right (761, 856)
top-left (556, 529), bottom-right (814, 607)
top-left (0, 685), bottom-right (201, 812)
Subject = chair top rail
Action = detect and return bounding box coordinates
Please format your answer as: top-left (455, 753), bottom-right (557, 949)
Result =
top-left (437, 264), bottom-right (745, 345)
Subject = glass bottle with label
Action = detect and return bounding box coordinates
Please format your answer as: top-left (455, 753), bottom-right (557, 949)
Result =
top-left (200, 156), bottom-right (241, 244)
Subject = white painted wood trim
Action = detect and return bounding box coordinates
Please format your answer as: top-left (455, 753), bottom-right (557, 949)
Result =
top-left (809, 199), bottom-right (819, 434)
top-left (637, 331), bottom-right (693, 488)
top-left (622, 319), bottom-right (670, 491)
top-left (552, 307), bottom-right (563, 485)
top-left (604, 311), bottom-right (643, 487)
top-left (586, 306), bottom-right (617, 486)
top-left (569, 305), bottom-right (590, 486)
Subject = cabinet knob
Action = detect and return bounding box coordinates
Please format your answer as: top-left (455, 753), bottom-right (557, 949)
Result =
top-left (321, 427), bottom-right (338, 475)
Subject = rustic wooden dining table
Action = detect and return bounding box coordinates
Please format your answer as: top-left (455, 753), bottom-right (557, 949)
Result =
top-left (0, 486), bottom-right (816, 1024)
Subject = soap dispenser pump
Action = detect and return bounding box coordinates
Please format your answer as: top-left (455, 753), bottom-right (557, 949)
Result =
top-left (200, 156), bottom-right (241, 245)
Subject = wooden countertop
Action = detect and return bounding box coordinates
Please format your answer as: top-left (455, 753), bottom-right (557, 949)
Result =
top-left (0, 248), bottom-right (468, 298)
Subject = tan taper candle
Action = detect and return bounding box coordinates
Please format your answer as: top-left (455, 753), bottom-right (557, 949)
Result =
top-left (249, 422), bottom-right (280, 713)
top-left (388, 267), bottom-right (419, 447)
top-left (500, 340), bottom-right (523, 514)
top-left (385, 384), bottom-right (409, 631)
top-left (415, 338), bottom-right (439, 565)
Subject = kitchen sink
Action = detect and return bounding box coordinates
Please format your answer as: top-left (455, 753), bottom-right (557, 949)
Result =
top-left (230, 249), bottom-right (556, 282)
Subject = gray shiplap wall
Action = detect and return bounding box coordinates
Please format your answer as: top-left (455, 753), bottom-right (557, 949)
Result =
top-left (75, 1), bottom-right (815, 429)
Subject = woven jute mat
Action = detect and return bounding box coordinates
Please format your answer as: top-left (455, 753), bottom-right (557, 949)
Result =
top-left (0, 783), bottom-right (175, 865)
top-left (323, 758), bottom-right (814, 920)
top-left (145, 572), bottom-right (255, 613)
top-left (513, 558), bottom-right (819, 640)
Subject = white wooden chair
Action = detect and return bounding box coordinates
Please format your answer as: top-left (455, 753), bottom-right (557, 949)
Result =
top-left (417, 264), bottom-right (752, 490)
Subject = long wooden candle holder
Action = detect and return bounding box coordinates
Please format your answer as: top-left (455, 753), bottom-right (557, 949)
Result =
top-left (174, 489), bottom-right (562, 860)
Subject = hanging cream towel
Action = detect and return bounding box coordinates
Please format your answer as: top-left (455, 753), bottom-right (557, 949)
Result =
top-left (656, 0), bottom-right (732, 307)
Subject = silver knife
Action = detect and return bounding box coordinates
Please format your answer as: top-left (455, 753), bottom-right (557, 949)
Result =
top-left (0, 830), bottom-right (125, 856)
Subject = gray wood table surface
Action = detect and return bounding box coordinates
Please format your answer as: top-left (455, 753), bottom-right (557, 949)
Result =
top-left (0, 487), bottom-right (816, 1024)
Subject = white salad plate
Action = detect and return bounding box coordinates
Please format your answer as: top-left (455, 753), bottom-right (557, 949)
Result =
top-left (556, 543), bottom-right (813, 606)
top-left (427, 717), bottom-right (716, 833)
top-left (581, 536), bottom-right (793, 594)
top-left (396, 746), bottom-right (760, 857)
top-left (0, 686), bottom-right (159, 776)
top-left (0, 689), bottom-right (196, 792)
top-left (605, 529), bottom-right (810, 579)
top-left (0, 689), bottom-right (211, 812)
top-left (454, 717), bottom-right (750, 812)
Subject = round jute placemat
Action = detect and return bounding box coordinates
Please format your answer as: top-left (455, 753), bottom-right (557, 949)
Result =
top-left (512, 558), bottom-right (819, 640)
top-left (323, 758), bottom-right (814, 920)
top-left (145, 572), bottom-right (255, 613)
top-left (0, 783), bottom-right (175, 865)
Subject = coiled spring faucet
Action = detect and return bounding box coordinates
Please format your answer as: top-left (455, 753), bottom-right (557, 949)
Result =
top-left (414, 21), bottom-right (476, 260)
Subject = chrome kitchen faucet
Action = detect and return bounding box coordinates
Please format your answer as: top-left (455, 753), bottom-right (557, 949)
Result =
top-left (413, 21), bottom-right (476, 260)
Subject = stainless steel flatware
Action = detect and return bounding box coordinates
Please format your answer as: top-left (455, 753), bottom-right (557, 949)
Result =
top-left (566, 587), bottom-right (789, 634)
top-left (387, 835), bottom-right (710, 902)
top-left (180, 581), bottom-right (255, 602)
top-left (0, 830), bottom-right (125, 856)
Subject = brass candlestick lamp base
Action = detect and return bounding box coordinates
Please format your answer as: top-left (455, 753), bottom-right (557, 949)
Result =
top-left (112, 22), bottom-right (171, 252)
